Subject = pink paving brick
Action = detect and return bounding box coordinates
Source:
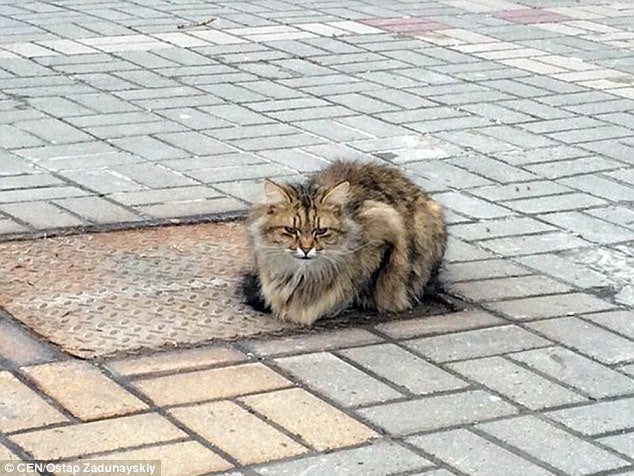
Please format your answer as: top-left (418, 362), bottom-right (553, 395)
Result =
top-left (493, 9), bottom-right (570, 23)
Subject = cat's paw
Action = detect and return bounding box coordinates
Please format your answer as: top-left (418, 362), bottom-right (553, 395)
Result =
top-left (374, 286), bottom-right (410, 314)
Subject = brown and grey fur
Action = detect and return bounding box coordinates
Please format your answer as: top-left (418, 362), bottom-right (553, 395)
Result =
top-left (245, 161), bottom-right (447, 325)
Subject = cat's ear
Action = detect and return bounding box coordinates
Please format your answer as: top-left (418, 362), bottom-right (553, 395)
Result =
top-left (321, 181), bottom-right (349, 206)
top-left (263, 179), bottom-right (291, 204)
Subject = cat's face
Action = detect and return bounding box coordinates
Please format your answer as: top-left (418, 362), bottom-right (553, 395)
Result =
top-left (250, 180), bottom-right (355, 264)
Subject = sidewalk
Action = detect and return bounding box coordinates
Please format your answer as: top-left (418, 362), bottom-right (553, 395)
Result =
top-left (0, 0), bottom-right (633, 474)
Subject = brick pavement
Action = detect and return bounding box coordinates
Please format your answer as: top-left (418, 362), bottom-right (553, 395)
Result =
top-left (0, 0), bottom-right (633, 474)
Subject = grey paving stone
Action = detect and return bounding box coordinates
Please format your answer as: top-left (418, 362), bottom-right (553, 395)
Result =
top-left (375, 310), bottom-right (505, 340)
top-left (0, 125), bottom-right (45, 149)
top-left (339, 344), bottom-right (468, 395)
top-left (486, 293), bottom-right (616, 322)
top-left (528, 318), bottom-right (634, 365)
top-left (258, 149), bottom-right (331, 173)
top-left (549, 126), bottom-right (632, 144)
top-left (448, 156), bottom-right (538, 183)
top-left (480, 232), bottom-right (592, 256)
top-left (434, 192), bottom-right (514, 220)
top-left (451, 275), bottom-right (571, 302)
top-left (54, 196), bottom-right (141, 223)
top-left (59, 169), bottom-right (143, 194)
top-left (359, 390), bottom-right (518, 435)
top-left (581, 310), bottom-right (634, 340)
top-left (274, 352), bottom-right (402, 407)
top-left (516, 254), bottom-right (612, 289)
top-left (155, 131), bottom-right (237, 156)
top-left (0, 218), bottom-right (28, 234)
top-left (406, 161), bottom-right (492, 189)
top-left (408, 116), bottom-right (493, 134)
top-left (185, 163), bottom-right (297, 184)
top-left (526, 157), bottom-right (622, 179)
top-left (109, 186), bottom-right (223, 207)
top-left (587, 206), bottom-right (634, 229)
top-left (540, 212), bottom-right (633, 244)
top-left (510, 347), bottom-right (634, 399)
top-left (495, 146), bottom-right (588, 166)
top-left (598, 433), bottom-right (634, 459)
top-left (558, 175), bottom-right (634, 202)
top-left (408, 429), bottom-right (553, 476)
top-left (501, 99), bottom-right (572, 120)
top-left (478, 416), bottom-right (628, 475)
top-left (442, 259), bottom-right (532, 283)
top-left (0, 185), bottom-right (90, 203)
top-left (378, 107), bottom-right (464, 124)
top-left (450, 357), bottom-right (585, 410)
top-left (444, 237), bottom-right (496, 263)
top-left (469, 181), bottom-right (574, 202)
top-left (137, 197), bottom-right (246, 218)
top-left (0, 201), bottom-right (84, 229)
top-left (109, 135), bottom-right (190, 161)
top-left (405, 325), bottom-right (550, 363)
top-left (0, 174), bottom-right (62, 190)
top-left (547, 398), bottom-right (634, 436)
top-left (449, 217), bottom-right (556, 242)
top-left (230, 133), bottom-right (325, 151)
top-left (111, 163), bottom-right (198, 188)
top-left (257, 440), bottom-right (432, 475)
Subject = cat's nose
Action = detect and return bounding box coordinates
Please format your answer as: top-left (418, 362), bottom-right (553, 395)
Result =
top-left (300, 246), bottom-right (311, 256)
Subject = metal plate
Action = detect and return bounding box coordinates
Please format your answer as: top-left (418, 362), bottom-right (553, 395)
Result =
top-left (0, 222), bottom-right (453, 358)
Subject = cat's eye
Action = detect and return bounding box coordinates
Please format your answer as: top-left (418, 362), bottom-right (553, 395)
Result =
top-left (314, 228), bottom-right (328, 236)
top-left (284, 226), bottom-right (298, 235)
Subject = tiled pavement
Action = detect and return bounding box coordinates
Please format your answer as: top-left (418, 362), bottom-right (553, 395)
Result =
top-left (0, 0), bottom-right (633, 474)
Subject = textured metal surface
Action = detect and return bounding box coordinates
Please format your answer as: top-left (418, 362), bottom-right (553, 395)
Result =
top-left (0, 222), bottom-right (452, 358)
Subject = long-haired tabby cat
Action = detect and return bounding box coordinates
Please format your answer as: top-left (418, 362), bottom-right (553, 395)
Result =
top-left (244, 160), bottom-right (446, 325)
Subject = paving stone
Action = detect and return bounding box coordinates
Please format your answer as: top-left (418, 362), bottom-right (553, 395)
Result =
top-left (598, 433), bottom-right (634, 459)
top-left (504, 193), bottom-right (606, 214)
top-left (0, 125), bottom-right (45, 149)
top-left (540, 211), bottom-right (633, 244)
top-left (244, 328), bottom-right (381, 357)
top-left (451, 275), bottom-right (571, 302)
top-left (486, 293), bottom-right (616, 321)
top-left (24, 361), bottom-right (146, 420)
top-left (54, 196), bottom-right (141, 223)
top-left (339, 344), bottom-right (467, 395)
top-left (449, 217), bottom-right (556, 241)
top-left (480, 232), bottom-right (592, 256)
top-left (108, 186), bottom-right (223, 207)
top-left (75, 441), bottom-right (232, 476)
top-left (375, 310), bottom-right (505, 339)
top-left (581, 310), bottom-right (634, 339)
top-left (275, 352), bottom-right (402, 407)
top-left (107, 346), bottom-right (246, 377)
top-left (509, 347), bottom-right (634, 399)
top-left (547, 398), bottom-right (634, 436)
top-left (526, 157), bottom-right (622, 179)
top-left (257, 440), bottom-right (432, 475)
top-left (0, 219), bottom-right (28, 235)
top-left (110, 135), bottom-right (190, 161)
top-left (406, 161), bottom-right (493, 189)
top-left (528, 317), bottom-right (634, 365)
top-left (111, 163), bottom-right (198, 188)
top-left (450, 356), bottom-right (586, 410)
top-left (559, 174), bottom-right (634, 202)
top-left (478, 416), bottom-right (628, 475)
top-left (444, 236), bottom-right (496, 262)
top-left (156, 131), bottom-right (237, 156)
top-left (434, 192), bottom-right (514, 219)
top-left (408, 429), bottom-right (553, 476)
top-left (516, 254), bottom-right (612, 288)
top-left (59, 169), bottom-right (143, 194)
top-left (405, 325), bottom-right (550, 363)
top-left (169, 400), bottom-right (307, 465)
top-left (0, 201), bottom-right (85, 229)
top-left (10, 413), bottom-right (186, 460)
top-left (443, 259), bottom-right (532, 283)
top-left (137, 196), bottom-right (246, 218)
top-left (0, 316), bottom-right (58, 366)
top-left (0, 371), bottom-right (67, 432)
top-left (240, 388), bottom-right (377, 451)
top-left (359, 390), bottom-right (518, 435)
top-left (134, 363), bottom-right (291, 406)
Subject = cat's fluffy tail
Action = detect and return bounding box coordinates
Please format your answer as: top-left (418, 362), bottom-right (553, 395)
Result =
top-left (240, 271), bottom-right (271, 313)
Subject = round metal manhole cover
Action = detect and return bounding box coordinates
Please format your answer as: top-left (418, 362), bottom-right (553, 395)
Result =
top-left (0, 222), bottom-right (455, 358)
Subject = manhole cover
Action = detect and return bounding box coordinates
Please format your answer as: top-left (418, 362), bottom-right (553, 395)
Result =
top-left (0, 222), bottom-right (455, 358)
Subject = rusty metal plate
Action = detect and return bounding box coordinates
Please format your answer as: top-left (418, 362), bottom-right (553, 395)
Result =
top-left (0, 222), bottom-right (453, 358)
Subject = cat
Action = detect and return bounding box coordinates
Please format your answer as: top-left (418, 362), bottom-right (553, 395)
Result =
top-left (244, 160), bottom-right (447, 325)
